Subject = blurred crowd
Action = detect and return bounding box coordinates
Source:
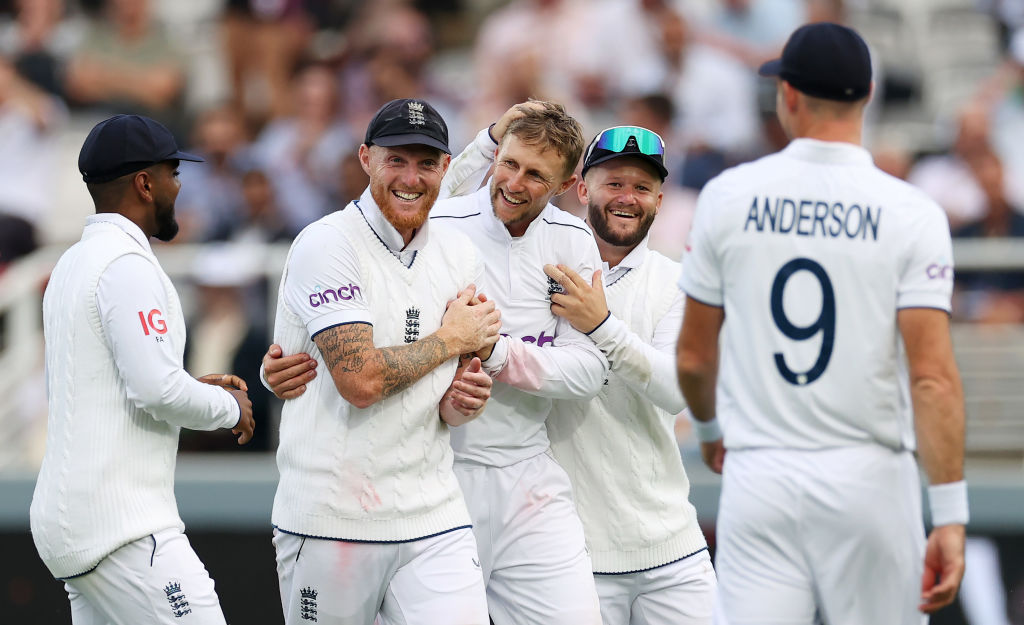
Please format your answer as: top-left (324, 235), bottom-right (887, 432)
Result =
top-left (4, 0), bottom-right (1024, 452)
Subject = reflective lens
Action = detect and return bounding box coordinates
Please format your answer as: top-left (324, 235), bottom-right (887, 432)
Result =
top-left (593, 126), bottom-right (665, 156)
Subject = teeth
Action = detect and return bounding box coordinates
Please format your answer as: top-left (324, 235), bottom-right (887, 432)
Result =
top-left (501, 189), bottom-right (527, 205)
top-left (394, 190), bottom-right (422, 200)
top-left (610, 210), bottom-right (636, 218)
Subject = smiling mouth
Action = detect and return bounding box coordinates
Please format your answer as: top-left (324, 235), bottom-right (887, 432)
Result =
top-left (393, 190), bottom-right (423, 201)
top-left (609, 209), bottom-right (638, 219)
top-left (500, 189), bottom-right (527, 206)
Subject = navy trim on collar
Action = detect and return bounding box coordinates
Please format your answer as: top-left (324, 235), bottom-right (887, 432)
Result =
top-left (355, 201), bottom-right (418, 269)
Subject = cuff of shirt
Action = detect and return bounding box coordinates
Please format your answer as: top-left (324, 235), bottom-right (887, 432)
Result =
top-left (586, 313), bottom-right (627, 354)
top-left (226, 387), bottom-right (243, 429)
top-left (896, 291), bottom-right (952, 313)
top-left (481, 335), bottom-right (509, 376)
top-left (678, 277), bottom-right (724, 308)
top-left (475, 126), bottom-right (498, 158)
top-left (307, 310), bottom-right (372, 339)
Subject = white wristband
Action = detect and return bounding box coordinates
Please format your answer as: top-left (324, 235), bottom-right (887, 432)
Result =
top-left (928, 480), bottom-right (969, 526)
top-left (692, 417), bottom-right (723, 443)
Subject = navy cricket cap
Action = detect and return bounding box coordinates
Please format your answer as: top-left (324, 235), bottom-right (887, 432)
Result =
top-left (364, 98), bottom-right (450, 154)
top-left (758, 22), bottom-right (872, 102)
top-left (78, 114), bottom-right (203, 184)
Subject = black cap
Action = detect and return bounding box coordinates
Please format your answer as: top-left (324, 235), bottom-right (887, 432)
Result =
top-left (758, 22), bottom-right (871, 102)
top-left (79, 115), bottom-right (203, 184)
top-left (582, 132), bottom-right (669, 181)
top-left (364, 98), bottom-right (450, 154)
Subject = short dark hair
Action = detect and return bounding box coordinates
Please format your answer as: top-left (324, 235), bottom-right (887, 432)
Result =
top-left (503, 100), bottom-right (584, 178)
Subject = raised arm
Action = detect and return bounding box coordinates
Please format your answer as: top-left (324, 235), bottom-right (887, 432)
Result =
top-left (315, 287), bottom-right (500, 408)
top-left (439, 102), bottom-right (549, 200)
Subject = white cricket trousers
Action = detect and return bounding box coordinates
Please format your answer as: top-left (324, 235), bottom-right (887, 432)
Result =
top-left (714, 446), bottom-right (927, 625)
top-left (273, 527), bottom-right (489, 625)
top-left (64, 527), bottom-right (226, 625)
top-left (454, 452), bottom-right (602, 625)
top-left (594, 548), bottom-right (716, 625)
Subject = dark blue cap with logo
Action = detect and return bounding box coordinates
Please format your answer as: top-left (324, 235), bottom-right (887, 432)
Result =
top-left (78, 114), bottom-right (203, 184)
top-left (758, 22), bottom-right (872, 102)
top-left (364, 98), bottom-right (450, 154)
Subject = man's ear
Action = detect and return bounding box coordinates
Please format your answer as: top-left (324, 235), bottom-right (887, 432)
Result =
top-left (358, 144), bottom-right (373, 176)
top-left (134, 170), bottom-right (153, 201)
top-left (577, 177), bottom-right (590, 205)
top-left (555, 173), bottom-right (579, 197)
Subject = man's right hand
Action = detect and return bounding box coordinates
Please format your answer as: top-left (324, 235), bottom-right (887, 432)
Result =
top-left (228, 388), bottom-right (255, 445)
top-left (263, 343), bottom-right (318, 399)
top-left (491, 101), bottom-right (549, 143)
top-left (439, 285), bottom-right (502, 355)
top-left (700, 439), bottom-right (725, 474)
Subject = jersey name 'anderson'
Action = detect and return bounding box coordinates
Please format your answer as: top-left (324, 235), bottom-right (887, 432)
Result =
top-left (744, 195), bottom-right (881, 241)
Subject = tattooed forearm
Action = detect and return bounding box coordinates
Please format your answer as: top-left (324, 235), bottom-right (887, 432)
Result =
top-left (377, 335), bottom-right (451, 399)
top-left (313, 322), bottom-right (454, 406)
top-left (316, 323), bottom-right (373, 373)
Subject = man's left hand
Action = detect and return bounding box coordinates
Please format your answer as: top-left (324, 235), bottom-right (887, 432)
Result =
top-left (544, 264), bottom-right (608, 334)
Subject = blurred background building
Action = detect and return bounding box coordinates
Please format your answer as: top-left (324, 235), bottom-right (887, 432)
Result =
top-left (1, 0), bottom-right (1024, 622)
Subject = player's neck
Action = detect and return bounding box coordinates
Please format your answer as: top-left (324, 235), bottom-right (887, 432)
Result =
top-left (596, 236), bottom-right (634, 269)
top-left (791, 119), bottom-right (862, 146)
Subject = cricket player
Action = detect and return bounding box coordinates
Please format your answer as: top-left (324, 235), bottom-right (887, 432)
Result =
top-left (269, 98), bottom-right (498, 625)
top-left (31, 114), bottom-right (256, 624)
top-left (266, 101), bottom-right (608, 624)
top-left (677, 23), bottom-right (967, 623)
top-left (544, 126), bottom-right (716, 624)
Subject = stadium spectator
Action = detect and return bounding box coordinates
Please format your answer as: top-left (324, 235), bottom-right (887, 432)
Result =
top-left (0, 0), bottom-right (81, 97)
top-left (699, 0), bottom-right (805, 67)
top-left (251, 62), bottom-right (352, 233)
top-left (338, 1), bottom-right (466, 145)
top-left (175, 105), bottom-right (254, 242)
top-left (0, 52), bottom-right (65, 266)
top-left (470, 0), bottom-right (595, 125)
top-left (582, 1), bottom-right (761, 178)
top-left (64, 0), bottom-right (187, 136)
top-left (909, 104), bottom-right (1022, 231)
top-left (952, 149), bottom-right (1024, 323)
top-left (221, 0), bottom-right (312, 123)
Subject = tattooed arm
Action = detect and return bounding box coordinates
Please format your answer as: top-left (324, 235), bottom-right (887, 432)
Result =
top-left (314, 286), bottom-right (502, 409)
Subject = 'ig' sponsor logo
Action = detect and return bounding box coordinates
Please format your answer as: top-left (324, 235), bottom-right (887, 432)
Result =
top-left (138, 309), bottom-right (167, 335)
top-left (309, 283), bottom-right (362, 307)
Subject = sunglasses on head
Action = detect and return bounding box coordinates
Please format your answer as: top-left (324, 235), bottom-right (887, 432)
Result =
top-left (591, 126), bottom-right (666, 157)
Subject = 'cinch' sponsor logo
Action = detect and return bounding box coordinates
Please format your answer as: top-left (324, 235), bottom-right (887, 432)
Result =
top-left (309, 284), bottom-right (362, 307)
top-left (503, 331), bottom-right (555, 347)
top-left (926, 264), bottom-right (953, 280)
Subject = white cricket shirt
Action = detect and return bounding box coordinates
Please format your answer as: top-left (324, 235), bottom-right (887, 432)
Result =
top-left (271, 189), bottom-right (481, 541)
top-left (550, 240), bottom-right (707, 573)
top-left (679, 138), bottom-right (954, 451)
top-left (431, 186), bottom-right (609, 467)
top-left (31, 213), bottom-right (239, 579)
